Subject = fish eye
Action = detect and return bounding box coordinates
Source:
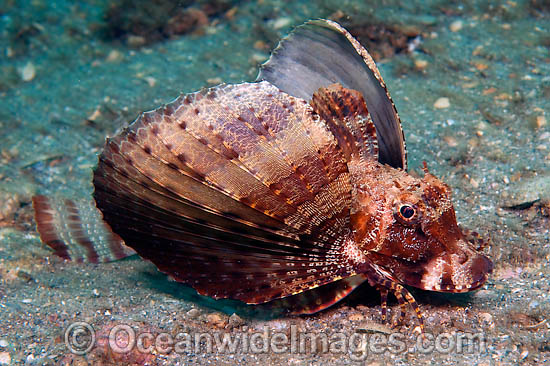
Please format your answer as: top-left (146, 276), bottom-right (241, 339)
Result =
top-left (395, 203), bottom-right (420, 225)
top-left (400, 205), bottom-right (416, 219)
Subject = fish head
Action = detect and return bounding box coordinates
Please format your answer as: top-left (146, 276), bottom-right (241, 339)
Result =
top-left (366, 164), bottom-right (493, 293)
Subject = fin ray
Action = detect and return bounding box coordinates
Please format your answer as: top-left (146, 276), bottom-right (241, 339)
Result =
top-left (259, 19), bottom-right (406, 169)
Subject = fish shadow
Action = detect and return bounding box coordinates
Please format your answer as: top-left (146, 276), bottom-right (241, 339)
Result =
top-left (135, 264), bottom-right (477, 322)
top-left (137, 268), bottom-right (286, 320)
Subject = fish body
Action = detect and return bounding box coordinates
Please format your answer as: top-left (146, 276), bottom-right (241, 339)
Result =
top-left (33, 20), bottom-right (492, 326)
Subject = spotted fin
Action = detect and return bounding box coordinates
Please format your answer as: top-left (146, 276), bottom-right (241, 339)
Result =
top-left (93, 82), bottom-right (362, 304)
top-left (32, 195), bottom-right (136, 263)
top-left (258, 19), bottom-right (406, 169)
top-left (310, 83), bottom-right (378, 162)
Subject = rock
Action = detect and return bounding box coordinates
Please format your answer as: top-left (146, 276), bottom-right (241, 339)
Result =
top-left (18, 62), bottom-right (36, 82)
top-left (127, 35), bottom-right (146, 47)
top-left (443, 135), bottom-right (458, 147)
top-left (434, 97), bottom-right (450, 109)
top-left (348, 313), bottom-right (365, 321)
top-left (206, 77), bottom-right (222, 85)
top-left (414, 59), bottom-right (428, 70)
top-left (186, 308), bottom-right (200, 319)
top-left (450, 20), bottom-right (463, 32)
top-left (0, 352), bottom-right (10, 365)
top-left (106, 50), bottom-right (123, 63)
top-left (144, 76), bottom-right (156, 87)
top-left (535, 115), bottom-right (547, 129)
top-left (227, 313), bottom-right (245, 329)
top-left (272, 17), bottom-right (292, 30)
top-left (206, 313), bottom-right (226, 327)
top-left (478, 312), bottom-right (494, 326)
top-left (503, 172), bottom-right (550, 208)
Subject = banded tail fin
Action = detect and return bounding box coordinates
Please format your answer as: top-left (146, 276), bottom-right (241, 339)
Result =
top-left (32, 195), bottom-right (135, 263)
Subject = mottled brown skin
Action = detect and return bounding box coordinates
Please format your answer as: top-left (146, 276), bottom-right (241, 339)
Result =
top-left (33, 20), bottom-right (493, 330)
top-left (348, 159), bottom-right (493, 294)
top-left (87, 81), bottom-right (493, 330)
top-left (314, 84), bottom-right (492, 296)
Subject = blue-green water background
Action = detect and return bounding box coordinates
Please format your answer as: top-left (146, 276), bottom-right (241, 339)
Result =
top-left (0, 1), bottom-right (549, 365)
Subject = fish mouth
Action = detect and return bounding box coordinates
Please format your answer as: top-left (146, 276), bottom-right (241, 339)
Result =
top-left (419, 251), bottom-right (493, 293)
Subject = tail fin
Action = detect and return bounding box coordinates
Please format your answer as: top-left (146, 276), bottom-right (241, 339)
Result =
top-left (32, 195), bottom-right (135, 263)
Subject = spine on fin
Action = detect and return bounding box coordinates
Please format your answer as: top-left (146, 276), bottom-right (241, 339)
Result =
top-left (32, 195), bottom-right (135, 263)
top-left (310, 84), bottom-right (378, 162)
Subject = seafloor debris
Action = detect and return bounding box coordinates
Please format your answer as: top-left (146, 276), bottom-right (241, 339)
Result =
top-left (102, 0), bottom-right (234, 45)
top-left (344, 22), bottom-right (421, 61)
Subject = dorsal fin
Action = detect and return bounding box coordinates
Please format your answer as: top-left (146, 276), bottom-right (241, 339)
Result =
top-left (258, 19), bottom-right (407, 170)
top-left (310, 84), bottom-right (378, 163)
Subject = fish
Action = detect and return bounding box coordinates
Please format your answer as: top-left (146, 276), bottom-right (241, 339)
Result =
top-left (33, 19), bottom-right (493, 329)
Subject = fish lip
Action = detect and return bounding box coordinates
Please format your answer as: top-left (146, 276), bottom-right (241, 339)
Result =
top-left (416, 250), bottom-right (493, 293)
top-left (433, 274), bottom-right (488, 293)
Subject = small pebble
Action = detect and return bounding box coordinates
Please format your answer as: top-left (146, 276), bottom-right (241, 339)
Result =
top-left (253, 40), bottom-right (268, 50)
top-left (0, 352), bottom-right (10, 365)
top-left (272, 17), bottom-right (292, 30)
top-left (474, 61), bottom-right (488, 71)
top-left (186, 308), bottom-right (200, 319)
top-left (87, 106), bottom-right (102, 122)
top-left (443, 136), bottom-right (458, 147)
top-left (450, 20), bottom-right (463, 32)
top-left (224, 6), bottom-right (238, 20)
top-left (106, 50), bottom-right (123, 62)
top-left (478, 312), bottom-right (494, 328)
top-left (206, 77), bottom-right (222, 85)
top-left (251, 53), bottom-right (268, 63)
top-left (18, 62), bottom-right (36, 82)
top-left (414, 59), bottom-right (428, 70)
top-left (207, 313), bottom-right (222, 323)
top-left (434, 97), bottom-right (450, 109)
top-left (127, 35), bottom-right (146, 47)
top-left (92, 288), bottom-right (100, 297)
top-left (206, 313), bottom-right (226, 327)
top-left (348, 313), bottom-right (365, 321)
top-left (535, 115), bottom-right (547, 128)
top-left (144, 76), bottom-right (157, 87)
top-left (227, 313), bottom-right (244, 328)
top-left (477, 121), bottom-right (488, 130)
